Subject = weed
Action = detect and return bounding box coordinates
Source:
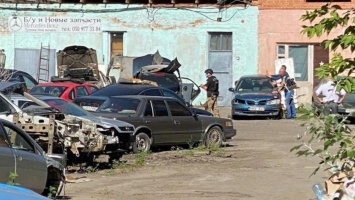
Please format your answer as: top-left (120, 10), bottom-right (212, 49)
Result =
top-left (184, 149), bottom-right (195, 156)
top-left (47, 186), bottom-right (57, 198)
top-left (7, 172), bottom-right (19, 186)
top-left (85, 163), bottom-right (99, 173)
top-left (111, 159), bottom-right (119, 169)
top-left (135, 150), bottom-right (150, 166)
top-left (196, 143), bottom-right (224, 153)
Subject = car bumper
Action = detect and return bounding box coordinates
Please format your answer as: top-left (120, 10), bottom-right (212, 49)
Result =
top-left (224, 128), bottom-right (236, 140)
top-left (231, 103), bottom-right (281, 117)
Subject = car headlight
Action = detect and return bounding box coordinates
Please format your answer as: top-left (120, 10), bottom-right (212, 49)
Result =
top-left (225, 121), bottom-right (233, 127)
top-left (266, 99), bottom-right (280, 105)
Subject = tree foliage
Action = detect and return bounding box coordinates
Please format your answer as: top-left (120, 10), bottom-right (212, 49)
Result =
top-left (292, 4), bottom-right (355, 176)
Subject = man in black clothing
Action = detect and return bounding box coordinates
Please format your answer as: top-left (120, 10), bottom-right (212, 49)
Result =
top-left (200, 69), bottom-right (220, 117)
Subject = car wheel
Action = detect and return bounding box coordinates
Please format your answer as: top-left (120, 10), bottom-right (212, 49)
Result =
top-left (273, 110), bottom-right (283, 120)
top-left (133, 132), bottom-right (151, 153)
top-left (205, 126), bottom-right (223, 147)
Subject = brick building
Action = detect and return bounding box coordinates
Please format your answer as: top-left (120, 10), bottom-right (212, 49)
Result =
top-left (257, 0), bottom-right (354, 103)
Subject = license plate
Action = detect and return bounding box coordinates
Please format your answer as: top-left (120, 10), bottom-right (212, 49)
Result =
top-left (249, 106), bottom-right (265, 111)
top-left (345, 109), bottom-right (355, 113)
top-left (82, 106), bottom-right (98, 111)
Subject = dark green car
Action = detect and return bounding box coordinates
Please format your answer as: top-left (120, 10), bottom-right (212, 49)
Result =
top-left (92, 96), bottom-right (237, 152)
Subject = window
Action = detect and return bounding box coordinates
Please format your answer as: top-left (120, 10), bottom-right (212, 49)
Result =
top-left (144, 101), bottom-right (153, 117)
top-left (23, 76), bottom-right (36, 89)
top-left (161, 89), bottom-right (185, 105)
top-left (167, 101), bottom-right (192, 116)
top-left (4, 124), bottom-right (34, 152)
top-left (141, 89), bottom-right (162, 96)
top-left (209, 32), bottom-right (232, 51)
top-left (0, 98), bottom-right (12, 113)
top-left (0, 126), bottom-right (8, 147)
top-left (76, 86), bottom-right (89, 97)
top-left (68, 89), bottom-right (75, 100)
top-left (151, 100), bottom-right (168, 116)
top-left (277, 44), bottom-right (309, 81)
top-left (89, 86), bottom-right (98, 93)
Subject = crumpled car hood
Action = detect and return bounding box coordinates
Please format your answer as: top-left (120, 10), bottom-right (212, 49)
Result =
top-left (86, 115), bottom-right (135, 131)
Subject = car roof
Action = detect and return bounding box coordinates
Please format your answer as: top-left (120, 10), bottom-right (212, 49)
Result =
top-left (110, 95), bottom-right (176, 100)
top-left (91, 83), bottom-right (158, 96)
top-left (239, 74), bottom-right (270, 79)
top-left (35, 81), bottom-right (91, 87)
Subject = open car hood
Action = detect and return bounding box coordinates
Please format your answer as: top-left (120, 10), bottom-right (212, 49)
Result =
top-left (139, 58), bottom-right (181, 74)
top-left (57, 46), bottom-right (99, 81)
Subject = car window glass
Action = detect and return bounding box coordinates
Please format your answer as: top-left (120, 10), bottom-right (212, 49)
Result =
top-left (0, 97), bottom-right (12, 113)
top-left (23, 76), bottom-right (36, 88)
top-left (89, 86), bottom-right (98, 93)
top-left (4, 125), bottom-right (34, 152)
top-left (76, 86), bottom-right (89, 97)
top-left (30, 86), bottom-right (67, 97)
top-left (161, 89), bottom-right (185, 104)
top-left (144, 101), bottom-right (153, 116)
top-left (69, 89), bottom-right (75, 100)
top-left (141, 89), bottom-right (161, 96)
top-left (152, 100), bottom-right (168, 116)
top-left (167, 101), bottom-right (192, 116)
top-left (0, 126), bottom-right (9, 147)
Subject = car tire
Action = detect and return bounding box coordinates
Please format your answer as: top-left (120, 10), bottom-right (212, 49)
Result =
top-left (133, 132), bottom-right (151, 153)
top-left (273, 110), bottom-right (283, 120)
top-left (204, 126), bottom-right (223, 147)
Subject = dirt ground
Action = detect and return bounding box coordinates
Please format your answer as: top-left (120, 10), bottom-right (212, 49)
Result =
top-left (62, 108), bottom-right (327, 200)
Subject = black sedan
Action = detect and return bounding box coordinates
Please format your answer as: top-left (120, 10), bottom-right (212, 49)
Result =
top-left (228, 75), bottom-right (282, 119)
top-left (91, 96), bottom-right (236, 152)
top-left (73, 83), bottom-right (212, 116)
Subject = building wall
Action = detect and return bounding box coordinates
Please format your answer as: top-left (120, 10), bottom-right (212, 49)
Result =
top-left (258, 9), bottom-right (352, 104)
top-left (256, 0), bottom-right (354, 10)
top-left (0, 4), bottom-right (258, 105)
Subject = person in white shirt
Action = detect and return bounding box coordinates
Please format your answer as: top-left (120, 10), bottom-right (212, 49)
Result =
top-left (315, 76), bottom-right (346, 115)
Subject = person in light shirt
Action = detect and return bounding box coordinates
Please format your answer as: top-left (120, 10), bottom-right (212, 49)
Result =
top-left (315, 76), bottom-right (346, 115)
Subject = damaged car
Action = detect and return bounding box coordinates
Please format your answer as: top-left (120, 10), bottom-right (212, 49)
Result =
top-left (0, 82), bottom-right (135, 163)
top-left (0, 118), bottom-right (65, 197)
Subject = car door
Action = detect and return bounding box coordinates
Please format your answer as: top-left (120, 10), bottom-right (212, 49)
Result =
top-left (0, 124), bottom-right (15, 185)
top-left (142, 100), bottom-right (174, 145)
top-left (166, 100), bottom-right (202, 144)
top-left (3, 122), bottom-right (47, 194)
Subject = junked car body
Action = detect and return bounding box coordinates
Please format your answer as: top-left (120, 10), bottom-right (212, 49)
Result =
top-left (0, 82), bottom-right (135, 163)
top-left (92, 96), bottom-right (236, 152)
top-left (0, 118), bottom-right (65, 196)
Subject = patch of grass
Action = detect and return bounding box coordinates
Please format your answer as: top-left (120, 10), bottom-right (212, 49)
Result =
top-left (195, 143), bottom-right (225, 153)
top-left (135, 150), bottom-right (150, 166)
top-left (184, 149), bottom-right (195, 156)
top-left (47, 186), bottom-right (57, 198)
top-left (85, 163), bottom-right (100, 173)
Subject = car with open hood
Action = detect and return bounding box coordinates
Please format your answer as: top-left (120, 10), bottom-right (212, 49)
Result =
top-left (91, 95), bottom-right (236, 152)
top-left (0, 82), bottom-right (135, 164)
top-left (228, 75), bottom-right (282, 119)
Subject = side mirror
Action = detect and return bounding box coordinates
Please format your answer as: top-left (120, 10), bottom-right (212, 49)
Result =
top-left (228, 88), bottom-right (234, 92)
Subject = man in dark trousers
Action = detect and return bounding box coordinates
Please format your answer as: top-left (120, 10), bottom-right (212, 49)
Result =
top-left (200, 69), bottom-right (220, 117)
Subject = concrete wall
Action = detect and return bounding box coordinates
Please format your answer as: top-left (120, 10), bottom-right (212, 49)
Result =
top-left (0, 4), bottom-right (258, 105)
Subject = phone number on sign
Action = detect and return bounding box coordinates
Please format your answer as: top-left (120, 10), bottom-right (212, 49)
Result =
top-left (69, 26), bottom-right (101, 32)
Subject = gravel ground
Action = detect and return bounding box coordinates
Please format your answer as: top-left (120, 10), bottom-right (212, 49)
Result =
top-left (62, 107), bottom-right (326, 200)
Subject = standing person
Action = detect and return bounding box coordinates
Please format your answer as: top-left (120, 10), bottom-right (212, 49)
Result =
top-left (200, 69), bottom-right (220, 117)
top-left (315, 76), bottom-right (346, 115)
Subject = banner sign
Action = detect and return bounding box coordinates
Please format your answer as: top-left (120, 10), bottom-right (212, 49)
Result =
top-left (8, 16), bottom-right (102, 33)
